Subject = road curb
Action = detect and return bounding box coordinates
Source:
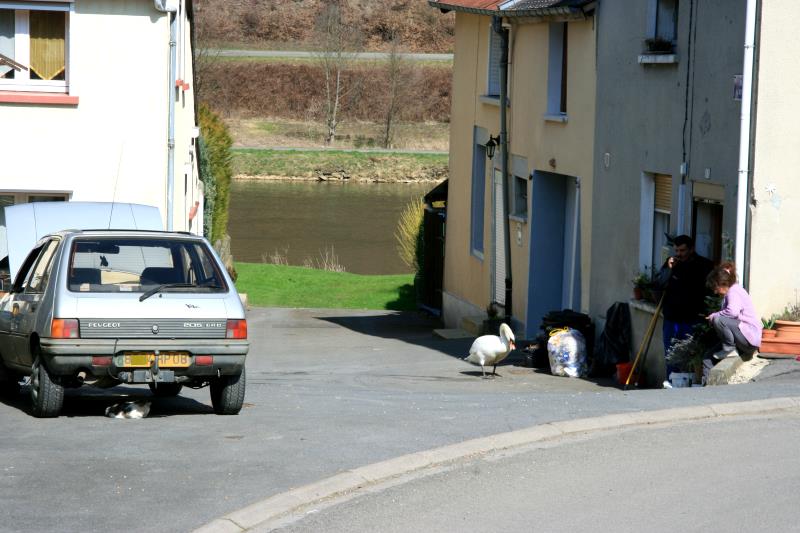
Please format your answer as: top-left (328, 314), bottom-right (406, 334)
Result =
top-left (708, 356), bottom-right (745, 385)
top-left (193, 397), bottom-right (800, 532)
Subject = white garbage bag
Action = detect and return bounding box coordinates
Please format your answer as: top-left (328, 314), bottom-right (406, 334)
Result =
top-left (547, 327), bottom-right (588, 378)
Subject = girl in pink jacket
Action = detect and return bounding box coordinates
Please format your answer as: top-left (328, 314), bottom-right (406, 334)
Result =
top-left (706, 262), bottom-right (761, 360)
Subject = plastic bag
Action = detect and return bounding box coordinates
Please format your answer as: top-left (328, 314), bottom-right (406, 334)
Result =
top-left (547, 327), bottom-right (588, 378)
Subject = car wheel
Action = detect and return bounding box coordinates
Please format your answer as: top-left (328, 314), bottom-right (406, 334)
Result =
top-left (209, 368), bottom-right (245, 415)
top-left (148, 382), bottom-right (183, 397)
top-left (30, 357), bottom-right (64, 418)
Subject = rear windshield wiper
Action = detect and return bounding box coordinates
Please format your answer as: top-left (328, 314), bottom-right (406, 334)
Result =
top-left (139, 283), bottom-right (197, 302)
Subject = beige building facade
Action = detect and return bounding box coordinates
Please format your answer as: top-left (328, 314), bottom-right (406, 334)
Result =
top-left (0, 0), bottom-right (202, 239)
top-left (748, 0), bottom-right (800, 317)
top-left (431, 1), bottom-right (597, 338)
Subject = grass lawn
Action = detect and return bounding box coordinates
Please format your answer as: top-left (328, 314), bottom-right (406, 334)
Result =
top-left (232, 148), bottom-right (448, 180)
top-left (235, 262), bottom-right (415, 311)
top-left (227, 118), bottom-right (450, 152)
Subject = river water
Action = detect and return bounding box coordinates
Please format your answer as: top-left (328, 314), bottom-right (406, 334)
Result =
top-left (228, 180), bottom-right (434, 275)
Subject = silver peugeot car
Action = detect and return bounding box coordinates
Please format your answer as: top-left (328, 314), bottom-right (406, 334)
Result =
top-left (0, 229), bottom-right (248, 417)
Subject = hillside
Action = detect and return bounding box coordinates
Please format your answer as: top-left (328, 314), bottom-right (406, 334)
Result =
top-left (194, 0), bottom-right (455, 53)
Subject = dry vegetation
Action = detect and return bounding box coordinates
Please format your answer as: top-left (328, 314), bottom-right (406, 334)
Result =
top-left (197, 61), bottom-right (451, 124)
top-left (194, 0), bottom-right (455, 53)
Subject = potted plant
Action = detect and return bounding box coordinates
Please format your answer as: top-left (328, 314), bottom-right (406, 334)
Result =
top-left (665, 321), bottom-right (718, 387)
top-left (632, 270), bottom-right (650, 300)
top-left (762, 315), bottom-right (777, 339)
top-left (774, 302), bottom-right (800, 339)
top-left (665, 334), bottom-right (702, 387)
top-left (644, 37), bottom-right (675, 54)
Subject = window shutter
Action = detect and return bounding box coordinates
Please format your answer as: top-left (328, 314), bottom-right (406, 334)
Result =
top-left (487, 29), bottom-right (502, 96)
top-left (654, 173), bottom-right (672, 213)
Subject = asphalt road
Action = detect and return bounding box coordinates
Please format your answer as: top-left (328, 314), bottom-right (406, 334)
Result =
top-left (277, 411), bottom-right (800, 532)
top-left (2, 308), bottom-right (799, 532)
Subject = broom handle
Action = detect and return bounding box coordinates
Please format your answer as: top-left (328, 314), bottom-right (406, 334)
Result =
top-left (625, 293), bottom-right (666, 387)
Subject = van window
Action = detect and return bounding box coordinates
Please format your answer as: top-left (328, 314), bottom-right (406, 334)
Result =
top-left (67, 238), bottom-right (227, 293)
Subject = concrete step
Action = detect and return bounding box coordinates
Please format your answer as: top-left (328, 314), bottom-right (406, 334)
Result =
top-left (460, 315), bottom-right (486, 337)
top-left (432, 328), bottom-right (473, 340)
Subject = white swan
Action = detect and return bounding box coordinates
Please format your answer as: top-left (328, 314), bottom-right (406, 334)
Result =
top-left (465, 323), bottom-right (516, 377)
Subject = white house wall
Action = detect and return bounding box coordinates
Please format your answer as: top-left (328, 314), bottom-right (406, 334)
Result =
top-left (0, 0), bottom-right (201, 234)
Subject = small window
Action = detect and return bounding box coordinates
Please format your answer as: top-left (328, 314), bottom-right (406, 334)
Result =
top-left (486, 27), bottom-right (503, 97)
top-left (693, 200), bottom-right (723, 263)
top-left (471, 134), bottom-right (487, 257)
top-left (0, 4), bottom-right (70, 92)
top-left (646, 0), bottom-right (678, 52)
top-left (512, 175), bottom-right (528, 219)
top-left (547, 23), bottom-right (568, 116)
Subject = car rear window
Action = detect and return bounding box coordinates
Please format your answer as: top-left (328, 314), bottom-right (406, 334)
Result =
top-left (67, 237), bottom-right (228, 293)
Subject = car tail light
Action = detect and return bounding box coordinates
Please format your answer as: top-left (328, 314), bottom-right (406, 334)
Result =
top-left (195, 355), bottom-right (213, 366)
top-left (226, 319), bottom-right (247, 339)
top-left (51, 319), bottom-right (80, 339)
top-left (92, 356), bottom-right (112, 367)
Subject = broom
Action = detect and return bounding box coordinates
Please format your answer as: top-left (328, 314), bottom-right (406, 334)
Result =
top-left (624, 293), bottom-right (666, 390)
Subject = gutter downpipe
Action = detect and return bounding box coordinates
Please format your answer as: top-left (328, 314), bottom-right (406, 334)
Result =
top-left (735, 0), bottom-right (757, 287)
top-left (167, 9), bottom-right (178, 231)
top-left (492, 16), bottom-right (513, 321)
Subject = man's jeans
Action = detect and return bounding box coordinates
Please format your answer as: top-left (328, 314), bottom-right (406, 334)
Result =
top-left (711, 315), bottom-right (757, 359)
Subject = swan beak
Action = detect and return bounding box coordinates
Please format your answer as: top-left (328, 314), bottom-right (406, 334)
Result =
top-left (510, 341), bottom-right (516, 350)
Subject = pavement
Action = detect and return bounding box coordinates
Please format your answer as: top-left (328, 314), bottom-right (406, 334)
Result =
top-left (197, 397), bottom-right (800, 532)
top-left (3, 307), bottom-right (800, 533)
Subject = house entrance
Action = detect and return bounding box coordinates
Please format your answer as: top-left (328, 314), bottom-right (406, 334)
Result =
top-left (526, 171), bottom-right (581, 334)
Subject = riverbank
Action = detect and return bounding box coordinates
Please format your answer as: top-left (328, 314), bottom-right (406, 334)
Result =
top-left (233, 148), bottom-right (448, 183)
top-left (235, 262), bottom-right (415, 310)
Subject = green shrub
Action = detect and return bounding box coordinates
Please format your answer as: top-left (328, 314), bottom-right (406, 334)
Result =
top-left (196, 136), bottom-right (216, 240)
top-left (198, 104), bottom-right (233, 243)
top-left (395, 196), bottom-right (424, 274)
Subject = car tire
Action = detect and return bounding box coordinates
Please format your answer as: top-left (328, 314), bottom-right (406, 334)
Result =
top-left (210, 368), bottom-right (245, 415)
top-left (30, 357), bottom-right (64, 418)
top-left (148, 382), bottom-right (183, 397)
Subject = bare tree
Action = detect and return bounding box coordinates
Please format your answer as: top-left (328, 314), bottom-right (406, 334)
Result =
top-left (382, 33), bottom-right (415, 149)
top-left (312, 2), bottom-right (361, 145)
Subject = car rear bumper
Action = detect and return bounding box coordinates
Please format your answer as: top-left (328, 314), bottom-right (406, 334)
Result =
top-left (39, 338), bottom-right (248, 378)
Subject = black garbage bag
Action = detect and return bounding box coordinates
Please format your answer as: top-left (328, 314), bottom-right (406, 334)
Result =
top-left (592, 302), bottom-right (632, 376)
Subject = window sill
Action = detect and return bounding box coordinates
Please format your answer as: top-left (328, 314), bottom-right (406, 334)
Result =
top-left (479, 95), bottom-right (510, 107)
top-left (543, 113), bottom-right (568, 123)
top-left (638, 53), bottom-right (678, 64)
top-left (471, 249), bottom-right (484, 261)
top-left (0, 91), bottom-right (79, 106)
top-left (509, 214), bottom-right (527, 224)
top-left (629, 298), bottom-right (662, 315)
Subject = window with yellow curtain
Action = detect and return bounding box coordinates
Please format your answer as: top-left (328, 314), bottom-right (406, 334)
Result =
top-left (29, 11), bottom-right (65, 81)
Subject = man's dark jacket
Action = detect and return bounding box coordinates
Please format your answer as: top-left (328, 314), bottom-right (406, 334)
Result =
top-left (655, 253), bottom-right (714, 323)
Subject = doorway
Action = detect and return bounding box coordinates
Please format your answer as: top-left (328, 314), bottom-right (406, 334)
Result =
top-left (526, 171), bottom-right (581, 334)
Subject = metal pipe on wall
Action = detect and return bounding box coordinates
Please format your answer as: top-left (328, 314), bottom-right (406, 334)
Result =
top-left (493, 16), bottom-right (513, 321)
top-left (735, 0), bottom-right (758, 285)
top-left (167, 10), bottom-right (177, 231)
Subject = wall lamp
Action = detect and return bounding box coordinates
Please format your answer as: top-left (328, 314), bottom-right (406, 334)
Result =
top-left (485, 135), bottom-right (500, 160)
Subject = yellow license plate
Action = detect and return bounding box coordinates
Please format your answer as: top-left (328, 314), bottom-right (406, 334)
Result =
top-left (122, 353), bottom-right (191, 368)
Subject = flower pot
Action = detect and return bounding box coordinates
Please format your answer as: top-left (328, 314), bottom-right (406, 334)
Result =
top-left (633, 287), bottom-right (643, 300)
top-left (762, 329), bottom-right (777, 339)
top-left (616, 362), bottom-right (640, 386)
top-left (775, 320), bottom-right (800, 340)
top-left (669, 372), bottom-right (694, 388)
